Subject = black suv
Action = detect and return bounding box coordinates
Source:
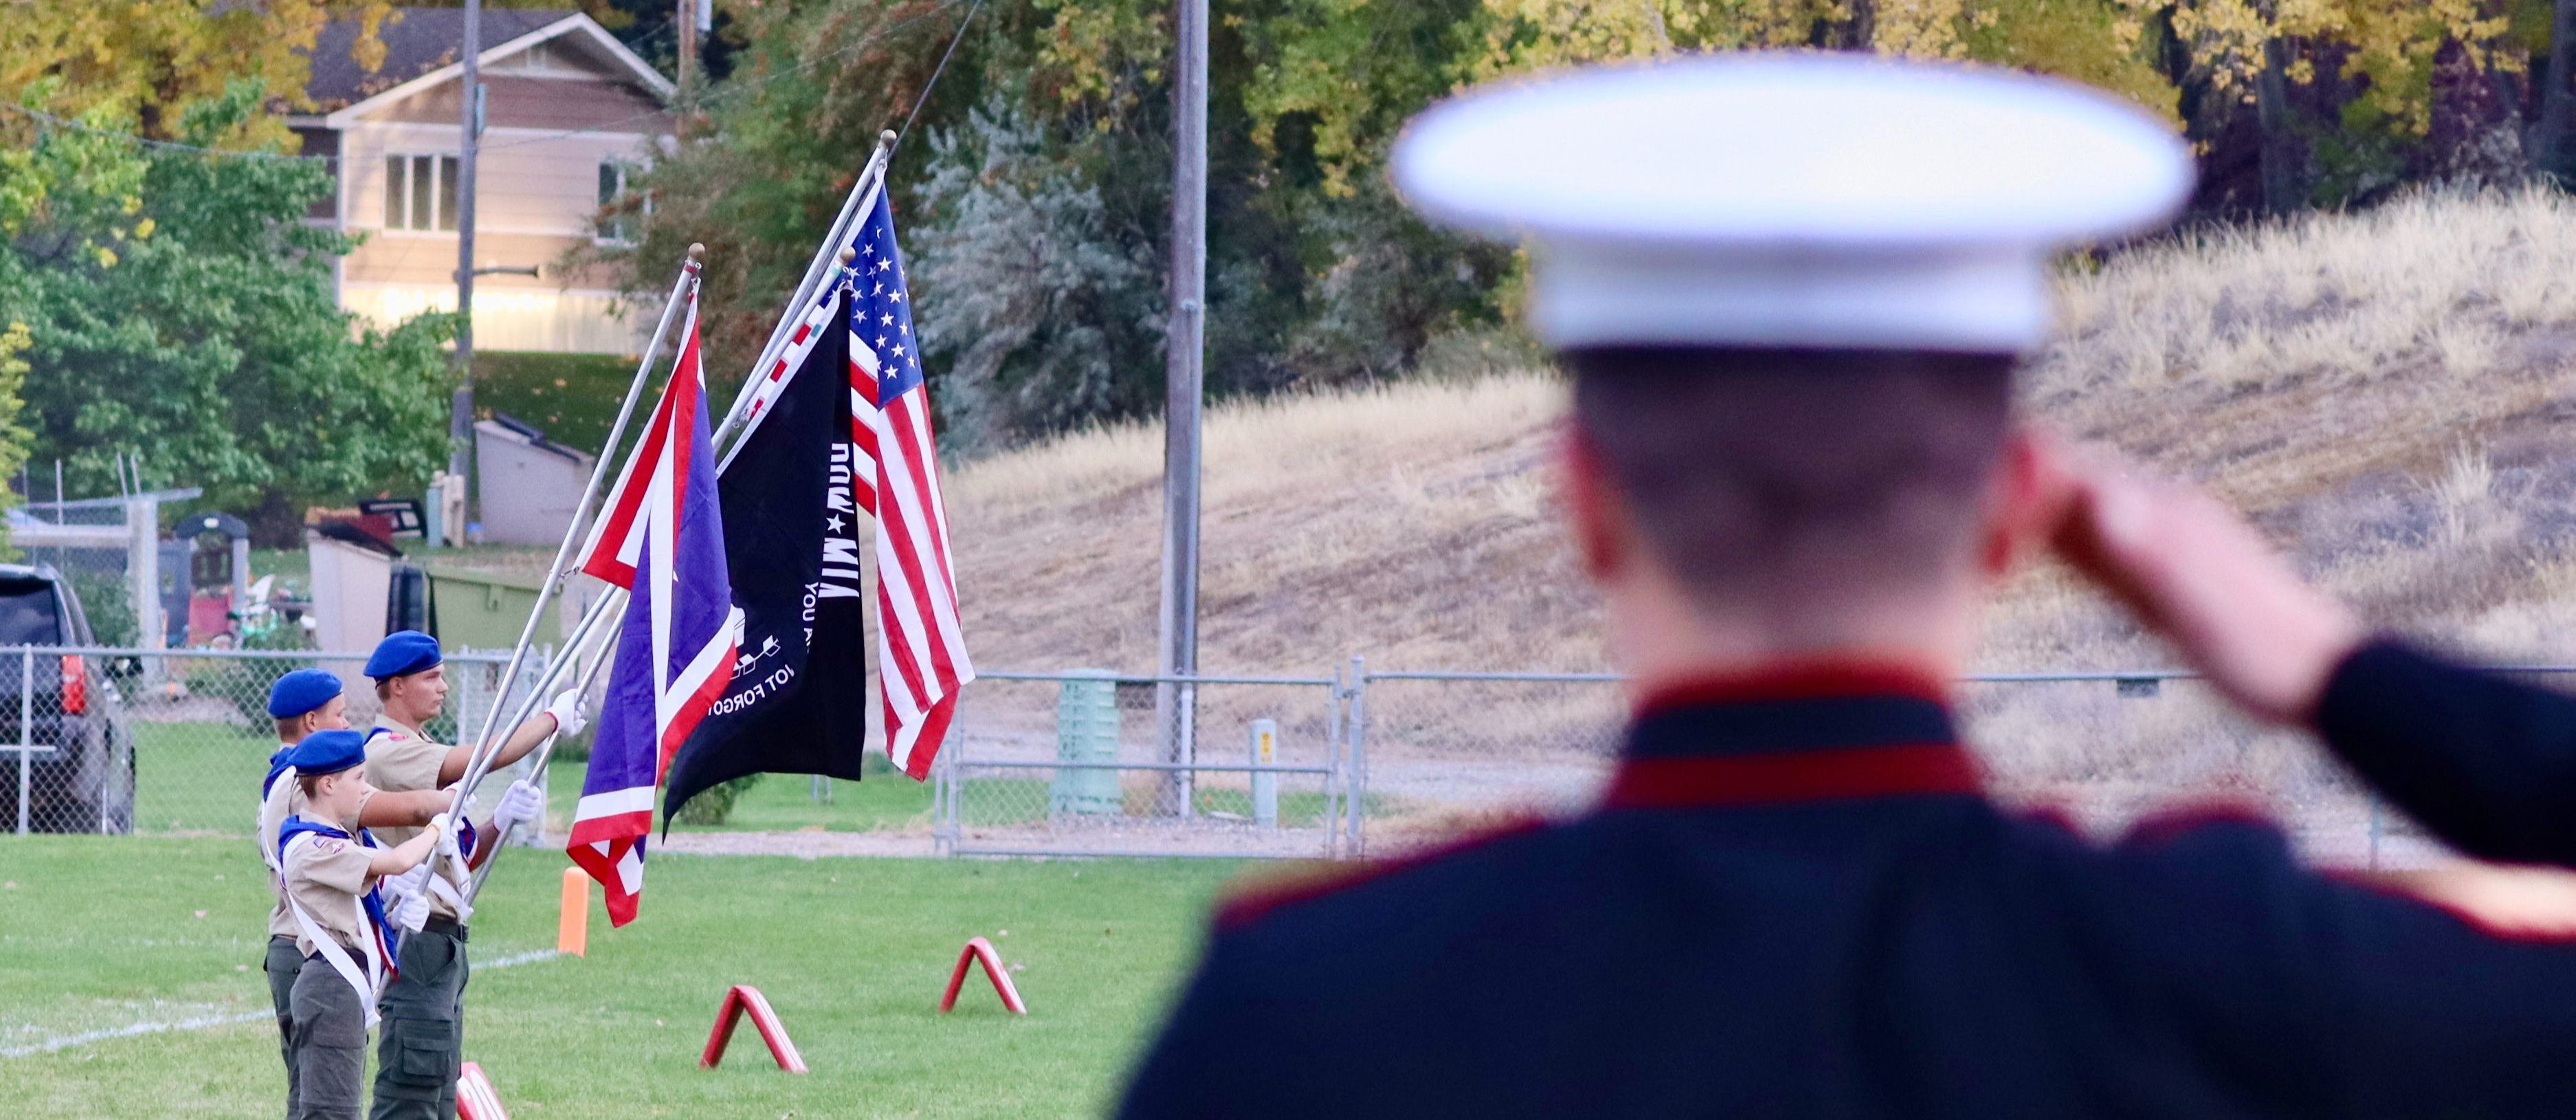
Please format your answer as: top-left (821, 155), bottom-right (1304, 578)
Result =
top-left (0, 564), bottom-right (133, 833)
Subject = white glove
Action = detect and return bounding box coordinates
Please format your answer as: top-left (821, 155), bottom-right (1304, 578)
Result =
top-left (428, 813), bottom-right (458, 859)
top-left (388, 883), bottom-right (431, 932)
top-left (379, 864), bottom-right (433, 932)
top-left (382, 863), bottom-right (432, 900)
top-left (494, 778), bottom-right (543, 831)
top-left (544, 689), bottom-right (588, 739)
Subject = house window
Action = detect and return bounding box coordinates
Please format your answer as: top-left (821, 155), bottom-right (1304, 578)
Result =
top-left (383, 154), bottom-right (458, 232)
top-left (597, 161), bottom-right (644, 244)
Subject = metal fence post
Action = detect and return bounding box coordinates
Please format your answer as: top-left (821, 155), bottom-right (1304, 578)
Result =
top-left (933, 730), bottom-right (955, 857)
top-left (2368, 793), bottom-right (2384, 870)
top-left (1346, 655), bottom-right (1366, 859)
top-left (16, 646), bottom-right (30, 836)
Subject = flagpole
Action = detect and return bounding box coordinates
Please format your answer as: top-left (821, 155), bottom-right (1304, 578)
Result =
top-left (446, 247), bottom-right (704, 820)
top-left (711, 131), bottom-right (895, 451)
top-left (460, 579), bottom-right (623, 803)
top-left (463, 589), bottom-right (626, 904)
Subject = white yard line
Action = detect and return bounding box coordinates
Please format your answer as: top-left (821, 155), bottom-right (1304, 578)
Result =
top-left (3, 949), bottom-right (560, 1059)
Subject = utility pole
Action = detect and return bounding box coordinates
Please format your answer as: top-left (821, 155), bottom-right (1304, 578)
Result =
top-left (450, 0), bottom-right (482, 502)
top-left (1153, 0), bottom-right (1209, 817)
top-left (677, 0), bottom-right (704, 98)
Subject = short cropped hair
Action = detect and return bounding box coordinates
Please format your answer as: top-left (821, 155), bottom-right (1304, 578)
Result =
top-left (276, 716), bottom-right (304, 742)
top-left (1566, 347), bottom-right (2016, 630)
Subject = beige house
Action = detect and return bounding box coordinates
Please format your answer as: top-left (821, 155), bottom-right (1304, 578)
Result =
top-left (290, 9), bottom-right (674, 354)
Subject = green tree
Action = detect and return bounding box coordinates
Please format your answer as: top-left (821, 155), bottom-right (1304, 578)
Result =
top-left (3, 84), bottom-right (454, 545)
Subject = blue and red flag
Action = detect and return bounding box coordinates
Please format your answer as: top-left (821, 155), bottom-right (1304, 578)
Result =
top-left (567, 294), bottom-right (742, 926)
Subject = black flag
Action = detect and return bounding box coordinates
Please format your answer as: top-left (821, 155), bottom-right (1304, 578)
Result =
top-left (662, 289), bottom-right (871, 822)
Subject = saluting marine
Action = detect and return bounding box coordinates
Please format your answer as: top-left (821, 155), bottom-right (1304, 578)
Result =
top-left (1122, 56), bottom-right (2576, 1118)
top-left (271, 729), bottom-right (449, 1120)
top-left (258, 668), bottom-right (447, 1117)
top-left (356, 630), bottom-right (577, 1120)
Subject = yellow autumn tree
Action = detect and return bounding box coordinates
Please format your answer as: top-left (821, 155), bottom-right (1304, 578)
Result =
top-left (1465, 0), bottom-right (2179, 118)
top-left (1, 1), bottom-right (397, 148)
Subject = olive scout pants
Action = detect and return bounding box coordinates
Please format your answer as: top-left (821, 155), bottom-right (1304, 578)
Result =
top-left (369, 923), bottom-right (468, 1120)
top-left (265, 934), bottom-right (307, 1119)
top-left (287, 954), bottom-right (368, 1120)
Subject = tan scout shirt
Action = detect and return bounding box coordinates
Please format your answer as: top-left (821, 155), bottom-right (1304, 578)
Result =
top-left (362, 717), bottom-right (492, 920)
top-left (280, 827), bottom-right (378, 957)
top-left (260, 747), bottom-right (376, 940)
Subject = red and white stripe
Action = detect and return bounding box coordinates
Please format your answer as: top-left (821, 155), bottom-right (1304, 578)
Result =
top-left (850, 329), bottom-right (974, 779)
top-left (722, 293), bottom-right (843, 468)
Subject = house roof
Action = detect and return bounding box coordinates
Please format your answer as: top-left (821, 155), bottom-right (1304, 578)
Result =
top-left (302, 8), bottom-right (673, 118)
top-left (305, 9), bottom-right (573, 107)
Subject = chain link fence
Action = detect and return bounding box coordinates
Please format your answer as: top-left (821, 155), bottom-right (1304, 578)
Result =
top-left (3, 647), bottom-right (540, 838)
top-left (933, 671), bottom-right (1355, 859)
top-left (1340, 666), bottom-right (2576, 870)
top-left (28, 644), bottom-right (2573, 869)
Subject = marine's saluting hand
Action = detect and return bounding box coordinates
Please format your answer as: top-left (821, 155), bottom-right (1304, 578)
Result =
top-left (2037, 434), bottom-right (2365, 726)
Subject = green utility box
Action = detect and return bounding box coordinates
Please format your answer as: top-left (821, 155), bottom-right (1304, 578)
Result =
top-left (1050, 671), bottom-right (1122, 816)
top-left (421, 567), bottom-right (548, 650)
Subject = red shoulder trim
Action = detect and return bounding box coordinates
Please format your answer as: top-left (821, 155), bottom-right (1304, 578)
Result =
top-left (1214, 817), bottom-right (1547, 931)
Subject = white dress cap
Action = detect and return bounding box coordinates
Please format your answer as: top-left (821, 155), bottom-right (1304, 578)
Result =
top-left (1391, 54), bottom-right (2194, 351)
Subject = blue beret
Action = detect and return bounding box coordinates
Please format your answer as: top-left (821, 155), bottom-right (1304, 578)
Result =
top-left (365, 630), bottom-right (443, 681)
top-left (287, 729), bottom-right (368, 777)
top-left (265, 668), bottom-right (344, 718)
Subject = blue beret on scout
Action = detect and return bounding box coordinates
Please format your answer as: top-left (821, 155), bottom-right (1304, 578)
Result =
top-left (265, 668), bottom-right (344, 718)
top-left (287, 729), bottom-right (368, 777)
top-left (365, 630), bottom-right (442, 681)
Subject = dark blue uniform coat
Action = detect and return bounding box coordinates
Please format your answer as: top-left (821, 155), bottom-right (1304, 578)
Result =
top-left (1118, 643), bottom-right (2576, 1118)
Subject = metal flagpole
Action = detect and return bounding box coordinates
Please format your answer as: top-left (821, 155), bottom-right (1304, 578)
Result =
top-left (463, 588), bottom-right (626, 903)
top-left (451, 0), bottom-right (482, 488)
top-left (1154, 0), bottom-right (1211, 817)
top-left (442, 248), bottom-right (704, 821)
top-left (448, 578), bottom-right (623, 815)
top-left (711, 133), bottom-right (895, 450)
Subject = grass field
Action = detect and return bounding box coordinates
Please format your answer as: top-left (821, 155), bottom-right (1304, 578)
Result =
top-left (1, 837), bottom-right (1243, 1118)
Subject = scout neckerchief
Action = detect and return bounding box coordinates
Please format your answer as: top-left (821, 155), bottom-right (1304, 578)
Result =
top-left (362, 721), bottom-right (480, 919)
top-left (276, 815), bottom-right (401, 1025)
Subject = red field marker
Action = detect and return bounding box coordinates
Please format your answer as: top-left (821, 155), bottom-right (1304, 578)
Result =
top-left (700, 985), bottom-right (809, 1073)
top-left (457, 1062), bottom-right (510, 1120)
top-left (940, 936), bottom-right (1028, 1015)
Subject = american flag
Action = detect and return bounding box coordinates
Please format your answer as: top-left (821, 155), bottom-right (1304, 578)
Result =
top-left (567, 296), bottom-right (742, 925)
top-left (845, 191), bottom-right (974, 779)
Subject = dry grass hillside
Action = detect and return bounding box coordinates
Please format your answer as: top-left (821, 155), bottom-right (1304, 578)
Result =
top-left (951, 188), bottom-right (2576, 678)
top-left (935, 188), bottom-right (2576, 857)
top-left (944, 375), bottom-right (1593, 676)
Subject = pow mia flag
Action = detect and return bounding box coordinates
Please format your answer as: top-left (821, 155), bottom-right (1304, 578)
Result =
top-left (660, 287), bottom-right (871, 823)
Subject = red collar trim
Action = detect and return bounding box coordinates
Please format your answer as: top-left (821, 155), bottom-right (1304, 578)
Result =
top-left (1634, 660), bottom-right (1952, 719)
top-left (1602, 743), bottom-right (1982, 810)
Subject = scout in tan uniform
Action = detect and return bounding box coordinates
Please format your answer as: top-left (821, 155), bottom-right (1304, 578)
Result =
top-left (357, 630), bottom-right (580, 1120)
top-left (273, 729), bottom-right (448, 1120)
top-left (257, 669), bottom-right (447, 1117)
